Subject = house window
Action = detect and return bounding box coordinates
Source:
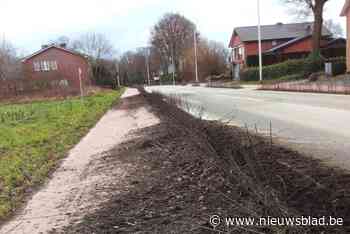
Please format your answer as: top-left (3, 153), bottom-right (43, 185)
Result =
top-left (40, 61), bottom-right (48, 71)
top-left (234, 46), bottom-right (244, 60)
top-left (233, 47), bottom-right (243, 60)
top-left (34, 60), bottom-right (58, 72)
top-left (33, 62), bottom-right (40, 71)
top-left (238, 47), bottom-right (244, 57)
top-left (50, 61), bottom-right (58, 70)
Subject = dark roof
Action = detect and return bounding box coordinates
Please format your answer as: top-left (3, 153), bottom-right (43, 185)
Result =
top-left (22, 45), bottom-right (87, 62)
top-left (265, 36), bottom-right (345, 54)
top-left (233, 22), bottom-right (331, 42)
top-left (265, 35), bottom-right (310, 53)
top-left (321, 38), bottom-right (346, 48)
top-left (341, 0), bottom-right (350, 16)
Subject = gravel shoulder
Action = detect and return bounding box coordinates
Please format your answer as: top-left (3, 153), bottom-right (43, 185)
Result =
top-left (0, 88), bottom-right (159, 234)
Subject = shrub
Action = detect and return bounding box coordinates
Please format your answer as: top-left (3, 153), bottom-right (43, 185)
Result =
top-left (277, 73), bottom-right (304, 82)
top-left (332, 62), bottom-right (346, 76)
top-left (160, 74), bottom-right (177, 84)
top-left (308, 72), bottom-right (324, 82)
top-left (241, 59), bottom-right (306, 81)
top-left (302, 52), bottom-right (324, 77)
top-left (240, 52), bottom-right (335, 82)
top-left (261, 73), bottom-right (304, 84)
top-left (327, 57), bottom-right (346, 76)
top-left (128, 72), bottom-right (145, 85)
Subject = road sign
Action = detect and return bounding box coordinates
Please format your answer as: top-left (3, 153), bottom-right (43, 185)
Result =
top-left (168, 64), bottom-right (175, 74)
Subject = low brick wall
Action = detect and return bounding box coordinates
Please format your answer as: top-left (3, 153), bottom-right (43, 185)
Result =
top-left (260, 79), bottom-right (350, 94)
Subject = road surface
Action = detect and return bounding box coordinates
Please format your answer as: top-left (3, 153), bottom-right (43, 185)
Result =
top-left (147, 85), bottom-right (350, 171)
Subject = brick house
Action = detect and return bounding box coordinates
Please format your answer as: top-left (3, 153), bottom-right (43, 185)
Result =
top-left (341, 0), bottom-right (350, 72)
top-left (22, 44), bottom-right (90, 91)
top-left (229, 22), bottom-right (335, 79)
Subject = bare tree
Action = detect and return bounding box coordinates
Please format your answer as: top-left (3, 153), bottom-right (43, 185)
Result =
top-left (71, 33), bottom-right (117, 84)
top-left (183, 39), bottom-right (229, 82)
top-left (324, 19), bottom-right (344, 38)
top-left (203, 40), bottom-right (229, 75)
top-left (150, 13), bottom-right (196, 80)
top-left (118, 49), bottom-right (151, 85)
top-left (283, 0), bottom-right (330, 53)
top-left (73, 32), bottom-right (116, 60)
top-left (0, 38), bottom-right (21, 80)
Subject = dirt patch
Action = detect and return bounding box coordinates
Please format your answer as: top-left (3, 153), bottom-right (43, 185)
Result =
top-left (52, 90), bottom-right (350, 233)
top-left (53, 112), bottom-right (223, 234)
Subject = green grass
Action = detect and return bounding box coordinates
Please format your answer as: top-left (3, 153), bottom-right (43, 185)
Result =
top-left (240, 74), bottom-right (305, 85)
top-left (239, 80), bottom-right (262, 85)
top-left (0, 88), bottom-right (124, 219)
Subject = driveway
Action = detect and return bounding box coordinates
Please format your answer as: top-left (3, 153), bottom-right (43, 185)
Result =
top-left (147, 85), bottom-right (350, 170)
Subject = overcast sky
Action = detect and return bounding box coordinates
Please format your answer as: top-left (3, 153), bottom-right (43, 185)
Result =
top-left (0, 0), bottom-right (345, 55)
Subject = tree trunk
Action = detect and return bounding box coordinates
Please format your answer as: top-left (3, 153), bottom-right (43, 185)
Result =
top-left (312, 1), bottom-right (326, 54)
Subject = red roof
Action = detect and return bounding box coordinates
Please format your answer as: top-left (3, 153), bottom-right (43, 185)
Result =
top-left (22, 45), bottom-right (86, 62)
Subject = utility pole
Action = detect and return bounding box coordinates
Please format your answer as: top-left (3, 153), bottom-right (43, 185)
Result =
top-left (194, 29), bottom-right (199, 83)
top-left (78, 68), bottom-right (83, 98)
top-left (116, 61), bottom-right (121, 88)
top-left (257, 0), bottom-right (263, 81)
top-left (145, 48), bottom-right (151, 86)
top-left (171, 46), bottom-right (176, 86)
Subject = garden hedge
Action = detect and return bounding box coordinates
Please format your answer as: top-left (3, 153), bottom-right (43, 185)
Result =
top-left (241, 59), bottom-right (307, 81)
top-left (241, 56), bottom-right (346, 82)
top-left (326, 57), bottom-right (346, 76)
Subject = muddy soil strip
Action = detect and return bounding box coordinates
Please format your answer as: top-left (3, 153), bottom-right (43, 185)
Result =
top-left (53, 89), bottom-right (350, 233)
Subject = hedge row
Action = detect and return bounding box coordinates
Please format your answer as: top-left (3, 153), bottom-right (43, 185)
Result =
top-left (241, 59), bottom-right (310, 81)
top-left (241, 57), bottom-right (346, 82)
top-left (326, 57), bottom-right (346, 76)
top-left (263, 73), bottom-right (305, 84)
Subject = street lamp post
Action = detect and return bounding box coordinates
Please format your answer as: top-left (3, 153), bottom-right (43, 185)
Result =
top-left (171, 47), bottom-right (176, 86)
top-left (145, 48), bottom-right (151, 86)
top-left (115, 61), bottom-right (121, 88)
top-left (257, 0), bottom-right (263, 82)
top-left (194, 29), bottom-right (199, 83)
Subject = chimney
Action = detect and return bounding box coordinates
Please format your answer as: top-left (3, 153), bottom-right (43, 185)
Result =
top-left (305, 24), bottom-right (312, 34)
top-left (59, 43), bottom-right (67, 48)
top-left (41, 44), bottom-right (49, 49)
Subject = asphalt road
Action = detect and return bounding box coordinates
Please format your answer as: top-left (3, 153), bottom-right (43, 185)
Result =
top-left (147, 85), bottom-right (350, 171)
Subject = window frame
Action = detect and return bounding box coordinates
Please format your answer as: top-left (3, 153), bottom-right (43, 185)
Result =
top-left (35, 60), bottom-right (58, 72)
top-left (33, 62), bottom-right (41, 72)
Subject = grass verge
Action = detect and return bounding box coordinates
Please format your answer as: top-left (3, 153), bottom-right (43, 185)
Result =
top-left (0, 88), bottom-right (124, 220)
